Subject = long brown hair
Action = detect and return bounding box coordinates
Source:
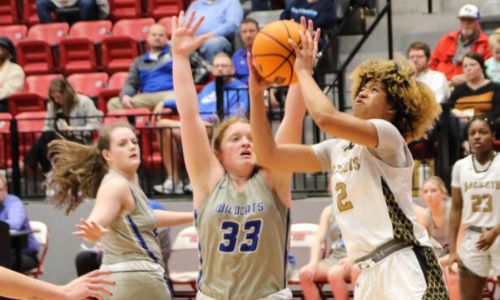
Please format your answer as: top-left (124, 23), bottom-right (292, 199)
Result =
top-left (48, 78), bottom-right (78, 116)
top-left (46, 122), bottom-right (134, 214)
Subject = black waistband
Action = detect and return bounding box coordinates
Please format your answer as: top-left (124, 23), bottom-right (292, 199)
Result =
top-left (468, 226), bottom-right (493, 233)
top-left (355, 239), bottom-right (413, 264)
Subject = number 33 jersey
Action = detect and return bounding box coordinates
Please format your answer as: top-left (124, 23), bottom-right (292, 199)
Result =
top-left (312, 119), bottom-right (432, 261)
top-left (451, 154), bottom-right (500, 228)
top-left (195, 172), bottom-right (289, 300)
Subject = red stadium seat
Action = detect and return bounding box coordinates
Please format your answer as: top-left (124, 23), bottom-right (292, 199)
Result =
top-left (69, 20), bottom-right (112, 43)
top-left (147, 0), bottom-right (183, 20)
top-left (16, 111), bottom-right (47, 161)
top-left (22, 0), bottom-right (40, 25)
top-left (158, 16), bottom-right (173, 38)
top-left (97, 72), bottom-right (129, 114)
top-left (101, 35), bottom-right (138, 73)
top-left (112, 18), bottom-right (155, 43)
top-left (16, 40), bottom-right (55, 75)
top-left (67, 72), bottom-right (109, 98)
top-left (0, 113), bottom-right (12, 169)
top-left (27, 23), bottom-right (69, 45)
top-left (8, 93), bottom-right (46, 116)
top-left (26, 74), bottom-right (63, 99)
top-left (59, 37), bottom-right (98, 75)
top-left (0, 0), bottom-right (19, 25)
top-left (108, 0), bottom-right (142, 21)
top-left (0, 25), bottom-right (28, 45)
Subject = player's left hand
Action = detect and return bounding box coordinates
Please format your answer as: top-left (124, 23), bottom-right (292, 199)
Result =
top-left (288, 17), bottom-right (320, 76)
top-left (476, 228), bottom-right (498, 251)
top-left (73, 219), bottom-right (109, 243)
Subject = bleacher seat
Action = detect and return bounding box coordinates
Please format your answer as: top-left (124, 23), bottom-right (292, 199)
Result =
top-left (108, 0), bottom-right (142, 21)
top-left (0, 0), bottom-right (19, 25)
top-left (67, 72), bottom-right (109, 98)
top-left (26, 74), bottom-right (63, 99)
top-left (16, 40), bottom-right (55, 75)
top-left (101, 35), bottom-right (138, 73)
top-left (8, 93), bottom-right (46, 116)
top-left (59, 37), bottom-right (98, 75)
top-left (97, 72), bottom-right (129, 114)
top-left (27, 23), bottom-right (69, 46)
top-left (112, 18), bottom-right (155, 52)
top-left (147, 0), bottom-right (183, 20)
top-left (69, 20), bottom-right (113, 43)
top-left (22, 0), bottom-right (40, 25)
top-left (0, 25), bottom-right (28, 45)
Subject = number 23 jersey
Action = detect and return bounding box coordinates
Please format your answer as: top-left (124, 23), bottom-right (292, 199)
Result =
top-left (312, 119), bottom-right (431, 261)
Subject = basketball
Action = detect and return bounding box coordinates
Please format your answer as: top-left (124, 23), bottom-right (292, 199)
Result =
top-left (251, 20), bottom-right (305, 86)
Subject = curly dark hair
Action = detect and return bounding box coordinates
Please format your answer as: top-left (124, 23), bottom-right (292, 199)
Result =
top-left (350, 59), bottom-right (442, 142)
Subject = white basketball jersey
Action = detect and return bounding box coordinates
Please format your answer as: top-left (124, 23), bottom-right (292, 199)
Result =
top-left (451, 153), bottom-right (500, 228)
top-left (313, 119), bottom-right (431, 260)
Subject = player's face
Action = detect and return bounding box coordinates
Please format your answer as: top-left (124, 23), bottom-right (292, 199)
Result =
top-left (240, 22), bottom-right (258, 49)
top-left (353, 80), bottom-right (394, 121)
top-left (468, 120), bottom-right (494, 155)
top-left (104, 127), bottom-right (141, 173)
top-left (462, 56), bottom-right (483, 82)
top-left (408, 49), bottom-right (428, 73)
top-left (422, 181), bottom-right (445, 208)
top-left (219, 122), bottom-right (256, 175)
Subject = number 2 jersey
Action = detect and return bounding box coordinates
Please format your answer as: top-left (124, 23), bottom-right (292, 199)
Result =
top-left (195, 172), bottom-right (289, 300)
top-left (312, 119), bottom-right (431, 261)
top-left (451, 153), bottom-right (500, 228)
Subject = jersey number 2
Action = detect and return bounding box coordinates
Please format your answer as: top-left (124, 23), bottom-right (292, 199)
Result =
top-left (219, 219), bottom-right (262, 253)
top-left (335, 182), bottom-right (353, 212)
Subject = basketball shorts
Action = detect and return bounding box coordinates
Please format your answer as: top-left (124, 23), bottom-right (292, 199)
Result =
top-left (196, 288), bottom-right (292, 300)
top-left (460, 228), bottom-right (500, 278)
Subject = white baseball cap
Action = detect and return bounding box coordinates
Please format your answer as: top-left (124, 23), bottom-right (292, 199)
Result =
top-left (458, 4), bottom-right (480, 19)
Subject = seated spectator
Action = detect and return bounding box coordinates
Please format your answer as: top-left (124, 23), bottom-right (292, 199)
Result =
top-left (280, 0), bottom-right (337, 49)
top-left (185, 0), bottom-right (243, 63)
top-left (0, 37), bottom-right (24, 113)
top-left (430, 4), bottom-right (491, 86)
top-left (407, 41), bottom-right (449, 104)
top-left (298, 204), bottom-right (359, 300)
top-left (449, 52), bottom-right (500, 119)
top-left (486, 29), bottom-right (500, 83)
top-left (153, 52), bottom-right (249, 194)
top-left (26, 78), bottom-right (102, 173)
top-left (35, 0), bottom-right (106, 23)
top-left (107, 24), bottom-right (175, 112)
top-left (232, 18), bottom-right (259, 85)
top-left (0, 175), bottom-right (40, 272)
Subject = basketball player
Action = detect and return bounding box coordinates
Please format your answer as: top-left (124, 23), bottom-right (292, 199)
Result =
top-left (449, 117), bottom-right (500, 300)
top-left (249, 22), bottom-right (448, 299)
top-left (46, 122), bottom-right (193, 300)
top-left (169, 11), bottom-right (309, 299)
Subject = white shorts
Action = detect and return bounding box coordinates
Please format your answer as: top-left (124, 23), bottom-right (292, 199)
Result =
top-left (460, 228), bottom-right (500, 277)
top-left (196, 288), bottom-right (292, 300)
top-left (354, 246), bottom-right (448, 300)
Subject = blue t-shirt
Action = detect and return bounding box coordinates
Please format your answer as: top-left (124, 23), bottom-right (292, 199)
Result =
top-left (0, 195), bottom-right (39, 254)
top-left (232, 48), bottom-right (249, 85)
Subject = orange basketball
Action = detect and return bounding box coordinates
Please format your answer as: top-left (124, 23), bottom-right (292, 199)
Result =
top-left (251, 20), bottom-right (305, 86)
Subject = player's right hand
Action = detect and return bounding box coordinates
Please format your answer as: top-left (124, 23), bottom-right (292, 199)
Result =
top-left (447, 251), bottom-right (462, 274)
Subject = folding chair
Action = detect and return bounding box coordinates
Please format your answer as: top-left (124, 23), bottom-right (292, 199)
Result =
top-left (169, 225), bottom-right (199, 298)
top-left (23, 221), bottom-right (49, 278)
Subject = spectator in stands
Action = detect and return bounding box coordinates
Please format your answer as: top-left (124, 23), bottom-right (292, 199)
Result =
top-left (0, 37), bottom-right (24, 113)
top-left (153, 52), bottom-right (249, 195)
top-left (107, 24), bottom-right (175, 112)
top-left (185, 0), bottom-right (243, 63)
top-left (26, 78), bottom-right (102, 173)
top-left (280, 0), bottom-right (337, 48)
top-left (232, 18), bottom-right (259, 85)
top-left (36, 0), bottom-right (106, 23)
top-left (430, 4), bottom-right (492, 86)
top-left (407, 41), bottom-right (449, 104)
top-left (449, 52), bottom-right (500, 119)
top-left (486, 29), bottom-right (500, 83)
top-left (299, 204), bottom-right (359, 300)
top-left (0, 175), bottom-right (40, 272)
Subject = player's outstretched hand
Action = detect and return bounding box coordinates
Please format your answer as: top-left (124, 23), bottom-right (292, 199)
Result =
top-left (171, 10), bottom-right (212, 57)
top-left (74, 219), bottom-right (109, 243)
top-left (288, 17), bottom-right (320, 76)
top-left (60, 270), bottom-right (113, 300)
